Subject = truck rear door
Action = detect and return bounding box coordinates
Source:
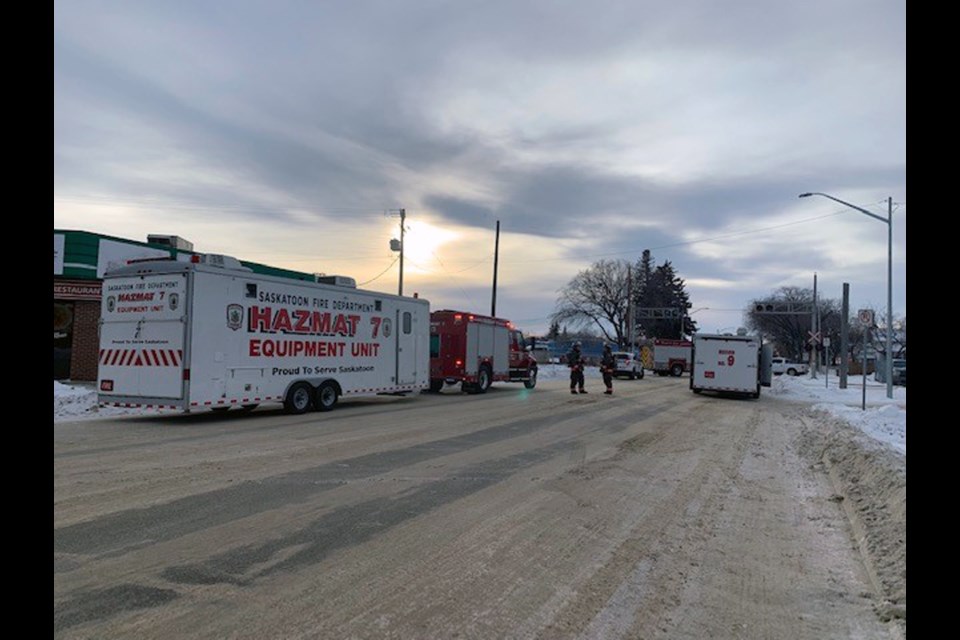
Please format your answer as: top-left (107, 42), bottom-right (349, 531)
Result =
top-left (98, 273), bottom-right (187, 401)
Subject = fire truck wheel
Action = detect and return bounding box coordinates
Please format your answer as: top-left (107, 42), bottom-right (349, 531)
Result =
top-left (284, 382), bottom-right (314, 414)
top-left (670, 363), bottom-right (685, 377)
top-left (316, 381), bottom-right (339, 412)
top-left (477, 366), bottom-right (492, 393)
top-left (429, 379), bottom-right (444, 393)
top-left (523, 367), bottom-right (537, 389)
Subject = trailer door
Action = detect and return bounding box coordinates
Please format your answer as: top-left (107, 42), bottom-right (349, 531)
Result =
top-left (396, 305), bottom-right (418, 385)
top-left (98, 273), bottom-right (187, 399)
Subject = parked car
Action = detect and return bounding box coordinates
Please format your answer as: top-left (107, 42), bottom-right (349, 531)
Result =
top-left (771, 357), bottom-right (808, 376)
top-left (874, 358), bottom-right (907, 386)
top-left (612, 351), bottom-right (644, 379)
top-left (891, 359), bottom-right (906, 386)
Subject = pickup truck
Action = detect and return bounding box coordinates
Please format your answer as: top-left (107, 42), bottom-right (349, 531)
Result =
top-left (771, 357), bottom-right (808, 376)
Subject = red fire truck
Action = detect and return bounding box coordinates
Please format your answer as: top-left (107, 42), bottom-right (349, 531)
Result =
top-left (429, 310), bottom-right (538, 393)
top-left (643, 338), bottom-right (693, 377)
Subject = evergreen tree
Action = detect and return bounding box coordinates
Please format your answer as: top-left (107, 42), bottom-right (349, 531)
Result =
top-left (547, 320), bottom-right (561, 340)
top-left (633, 253), bottom-right (697, 339)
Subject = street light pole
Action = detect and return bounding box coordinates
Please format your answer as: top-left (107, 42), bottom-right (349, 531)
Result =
top-left (799, 192), bottom-right (893, 399)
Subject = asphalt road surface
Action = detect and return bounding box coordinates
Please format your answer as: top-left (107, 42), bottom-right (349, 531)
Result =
top-left (54, 374), bottom-right (904, 639)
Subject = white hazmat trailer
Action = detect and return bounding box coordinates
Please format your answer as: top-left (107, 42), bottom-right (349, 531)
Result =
top-left (97, 254), bottom-right (429, 414)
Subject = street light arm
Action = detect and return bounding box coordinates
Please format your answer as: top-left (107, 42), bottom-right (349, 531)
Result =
top-left (798, 192), bottom-right (887, 224)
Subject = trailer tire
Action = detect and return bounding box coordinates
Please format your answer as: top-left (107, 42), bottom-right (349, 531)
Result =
top-left (284, 382), bottom-right (314, 414)
top-left (523, 367), bottom-right (537, 389)
top-left (315, 381), bottom-right (339, 412)
top-left (670, 363), bottom-right (685, 377)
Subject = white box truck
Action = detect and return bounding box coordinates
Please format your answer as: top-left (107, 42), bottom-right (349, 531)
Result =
top-left (690, 334), bottom-right (771, 399)
top-left (97, 254), bottom-right (430, 414)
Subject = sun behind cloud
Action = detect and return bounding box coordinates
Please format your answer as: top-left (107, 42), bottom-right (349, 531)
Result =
top-left (399, 221), bottom-right (460, 272)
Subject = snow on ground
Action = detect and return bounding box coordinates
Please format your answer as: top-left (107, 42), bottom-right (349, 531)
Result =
top-left (767, 372), bottom-right (906, 456)
top-left (540, 365), bottom-right (906, 456)
top-left (54, 381), bottom-right (176, 423)
top-left (54, 368), bottom-right (906, 457)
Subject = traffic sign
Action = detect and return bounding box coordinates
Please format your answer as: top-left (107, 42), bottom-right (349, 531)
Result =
top-left (807, 330), bottom-right (822, 345)
top-left (857, 309), bottom-right (874, 326)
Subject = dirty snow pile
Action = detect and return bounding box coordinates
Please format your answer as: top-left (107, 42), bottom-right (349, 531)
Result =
top-left (768, 373), bottom-right (906, 455)
top-left (54, 380), bottom-right (101, 419)
top-left (54, 381), bottom-right (171, 423)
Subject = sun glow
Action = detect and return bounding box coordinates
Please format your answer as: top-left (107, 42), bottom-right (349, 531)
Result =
top-left (398, 221), bottom-right (459, 269)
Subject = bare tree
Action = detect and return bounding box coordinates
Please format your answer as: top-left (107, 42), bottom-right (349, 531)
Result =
top-left (746, 286), bottom-right (841, 361)
top-left (552, 259), bottom-right (632, 346)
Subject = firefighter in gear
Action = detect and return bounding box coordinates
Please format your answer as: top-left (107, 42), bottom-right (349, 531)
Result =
top-left (601, 344), bottom-right (615, 395)
top-left (567, 342), bottom-right (587, 394)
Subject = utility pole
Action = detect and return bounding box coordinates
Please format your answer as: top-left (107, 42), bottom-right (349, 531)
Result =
top-left (810, 273), bottom-right (818, 379)
top-left (840, 283), bottom-right (849, 389)
top-left (388, 208), bottom-right (406, 295)
top-left (627, 265), bottom-right (635, 351)
top-left (885, 196), bottom-right (894, 399)
top-left (399, 208), bottom-right (405, 296)
top-left (491, 220), bottom-right (500, 317)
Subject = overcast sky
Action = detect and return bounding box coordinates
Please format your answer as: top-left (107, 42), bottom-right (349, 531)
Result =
top-left (54, 0), bottom-right (906, 335)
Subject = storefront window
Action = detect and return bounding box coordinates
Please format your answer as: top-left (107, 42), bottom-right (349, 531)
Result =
top-left (54, 302), bottom-right (74, 379)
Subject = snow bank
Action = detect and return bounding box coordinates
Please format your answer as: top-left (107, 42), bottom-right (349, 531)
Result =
top-left (54, 381), bottom-right (172, 423)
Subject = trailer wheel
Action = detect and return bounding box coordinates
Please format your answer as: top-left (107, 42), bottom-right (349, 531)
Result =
top-left (284, 382), bottom-right (314, 414)
top-left (523, 367), bottom-right (537, 389)
top-left (670, 363), bottom-right (684, 377)
top-left (315, 381), bottom-right (339, 412)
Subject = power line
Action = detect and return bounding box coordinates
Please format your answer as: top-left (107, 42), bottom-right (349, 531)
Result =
top-left (357, 257), bottom-right (399, 286)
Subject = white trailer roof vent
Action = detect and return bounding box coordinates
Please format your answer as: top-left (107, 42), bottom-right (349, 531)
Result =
top-left (315, 274), bottom-right (357, 288)
top-left (147, 235), bottom-right (194, 251)
top-left (191, 253), bottom-right (252, 272)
